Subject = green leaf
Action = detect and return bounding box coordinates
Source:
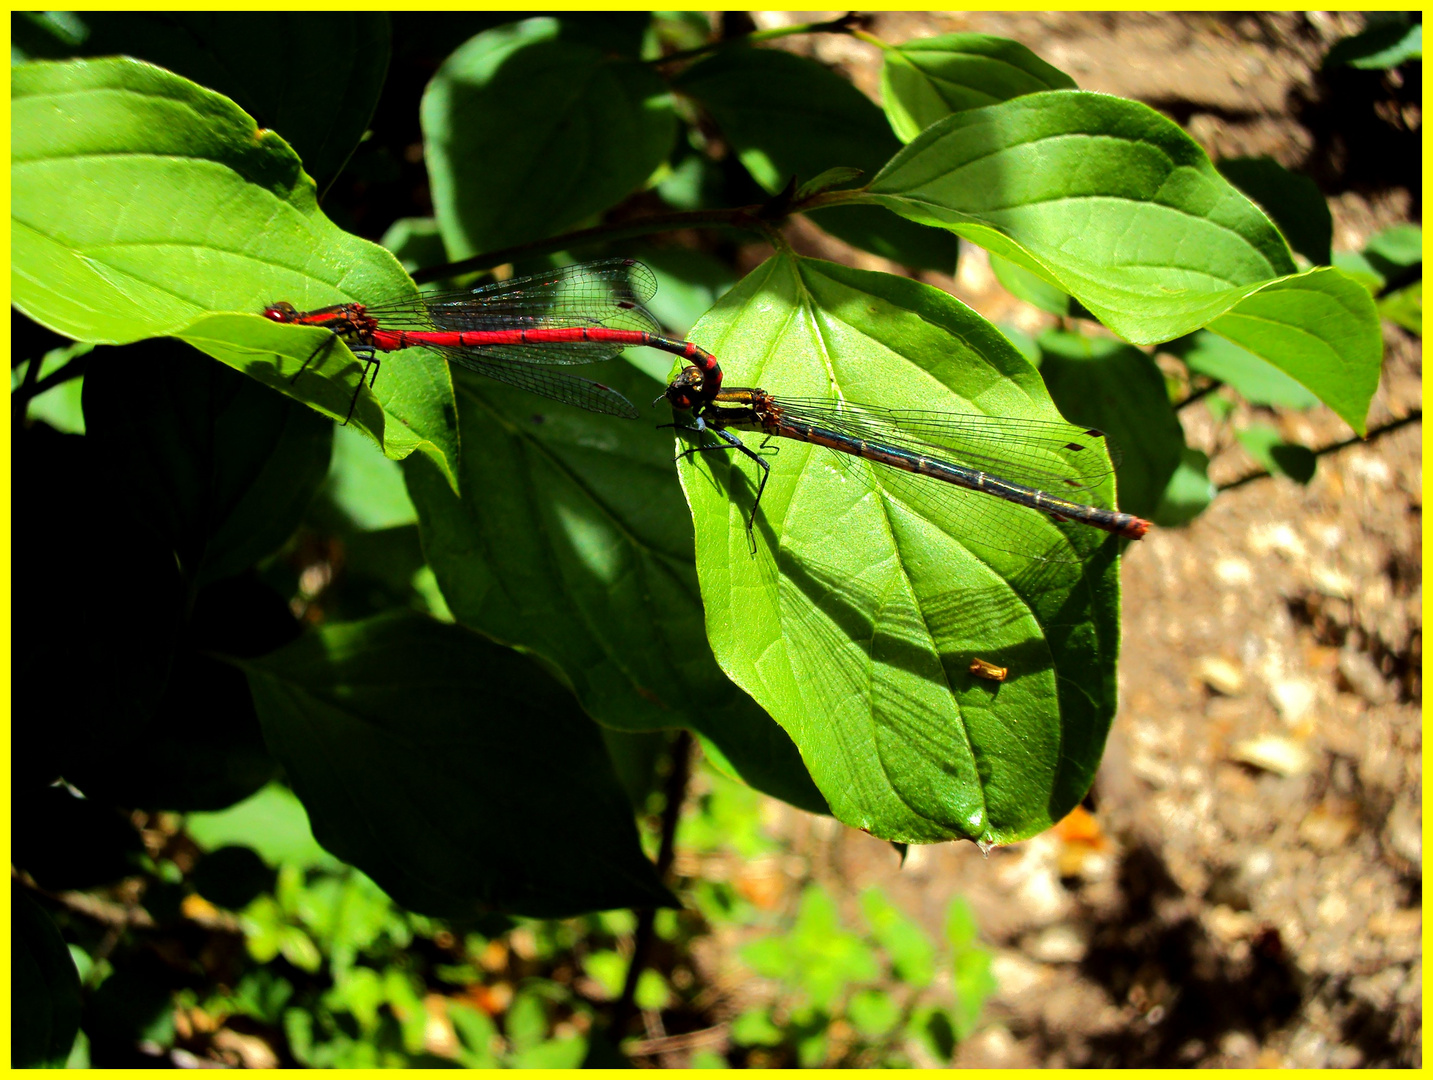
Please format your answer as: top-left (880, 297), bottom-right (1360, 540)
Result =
top-left (796, 1029), bottom-right (829, 1067)
top-left (908, 1005), bottom-right (956, 1062)
top-left (13, 886), bottom-right (83, 1068)
top-left (676, 256), bottom-right (1124, 844)
top-left (951, 949), bottom-right (996, 1039)
top-left (990, 251), bottom-right (1070, 316)
top-left (514, 1035), bottom-right (588, 1070)
top-left (1236, 424), bottom-right (1317, 484)
top-left (867, 97), bottom-right (1384, 430)
top-left (859, 887), bottom-right (936, 988)
top-left (865, 90), bottom-right (1298, 341)
top-left (583, 950), bottom-right (627, 999)
top-left (380, 217), bottom-right (449, 275)
top-left (422, 17), bottom-right (676, 259)
top-left (676, 46), bottom-right (957, 272)
top-left (730, 1008), bottom-right (784, 1047)
top-left (504, 987), bottom-right (549, 1052)
top-left (1152, 447), bottom-right (1215, 527)
top-left (244, 611), bottom-right (677, 917)
top-left (1035, 331), bottom-right (1185, 519)
top-left (186, 782), bottom-right (338, 869)
top-left (944, 895), bottom-right (980, 950)
top-left (1365, 223), bottom-right (1424, 269)
top-left (1206, 267), bottom-right (1381, 435)
top-left (1379, 280), bottom-right (1421, 335)
top-left (403, 359), bottom-right (827, 815)
top-left (1217, 156), bottom-right (1333, 265)
top-left (325, 424), bottom-right (418, 530)
top-left (448, 1001), bottom-right (499, 1068)
top-left (1324, 18), bottom-right (1422, 70)
top-left (1165, 330), bottom-right (1320, 409)
top-left (57, 12), bottom-right (391, 195)
top-left (83, 341), bottom-right (332, 588)
top-left (944, 896), bottom-right (996, 1039)
top-left (635, 970), bottom-right (671, 1011)
top-left (383, 967), bottom-right (428, 1054)
top-left (298, 872), bottom-right (399, 965)
top-left (327, 966), bottom-right (384, 1030)
top-left (880, 33), bottom-right (1078, 143)
top-left (847, 987), bottom-right (900, 1038)
top-left (12, 340), bottom-right (90, 434)
top-left (1331, 249), bottom-right (1386, 293)
top-left (12, 57), bottom-right (460, 484)
top-left (745, 886), bottom-right (880, 1012)
top-left (677, 46), bottom-right (898, 194)
top-left (795, 166), bottom-right (868, 201)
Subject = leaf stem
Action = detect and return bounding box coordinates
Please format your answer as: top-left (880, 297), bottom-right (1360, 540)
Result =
top-left (1175, 379), bottom-right (1223, 410)
top-left (609, 729), bottom-right (693, 1048)
top-left (849, 27), bottom-right (892, 50)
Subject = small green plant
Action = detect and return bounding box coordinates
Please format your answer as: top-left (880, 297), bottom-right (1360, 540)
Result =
top-left (726, 884), bottom-right (996, 1067)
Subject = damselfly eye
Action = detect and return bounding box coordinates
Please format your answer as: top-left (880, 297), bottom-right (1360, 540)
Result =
top-left (263, 302), bottom-right (298, 322)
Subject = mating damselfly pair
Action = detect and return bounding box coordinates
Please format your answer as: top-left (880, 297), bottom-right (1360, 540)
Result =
top-left (265, 259), bottom-right (1151, 553)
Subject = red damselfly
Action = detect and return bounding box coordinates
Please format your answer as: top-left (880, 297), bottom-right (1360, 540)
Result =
top-left (664, 364), bottom-right (1151, 556)
top-left (264, 258), bottom-right (722, 422)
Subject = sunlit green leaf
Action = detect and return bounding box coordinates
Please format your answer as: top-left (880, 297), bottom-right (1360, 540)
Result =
top-left (186, 783), bottom-right (338, 869)
top-left (880, 33), bottom-right (1077, 142)
top-left (12, 57), bottom-right (460, 484)
top-left (1207, 268), bottom-right (1380, 435)
top-left (866, 91), bottom-right (1297, 340)
top-left (675, 256), bottom-right (1124, 843)
top-left (864, 93), bottom-right (1382, 432)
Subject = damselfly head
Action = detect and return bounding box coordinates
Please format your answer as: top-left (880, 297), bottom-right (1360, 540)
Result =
top-left (263, 301), bottom-right (300, 323)
top-left (664, 364), bottom-right (706, 411)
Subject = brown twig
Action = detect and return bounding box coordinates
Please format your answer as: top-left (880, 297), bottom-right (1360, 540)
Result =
top-left (1216, 409), bottom-right (1421, 492)
top-left (624, 1023), bottom-right (729, 1057)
